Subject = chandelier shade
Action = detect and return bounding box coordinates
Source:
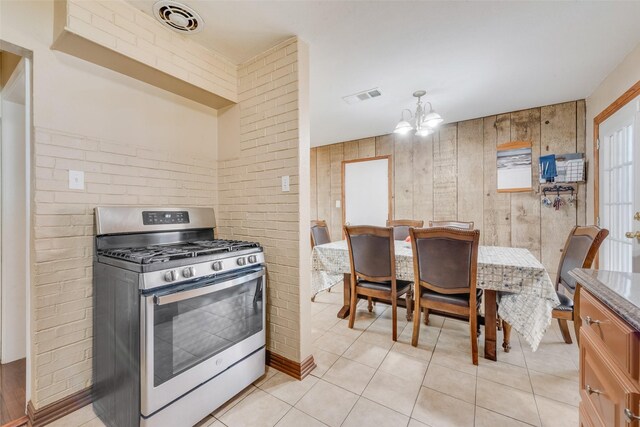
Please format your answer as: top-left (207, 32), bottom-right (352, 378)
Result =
top-left (393, 90), bottom-right (443, 137)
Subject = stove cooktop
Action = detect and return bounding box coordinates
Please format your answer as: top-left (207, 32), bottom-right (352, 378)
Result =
top-left (97, 239), bottom-right (261, 265)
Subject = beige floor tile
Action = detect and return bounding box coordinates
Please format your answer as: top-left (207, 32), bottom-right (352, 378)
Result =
top-left (275, 408), bottom-right (328, 427)
top-left (314, 331), bottom-right (358, 355)
top-left (195, 418), bottom-right (225, 427)
top-left (329, 319), bottom-right (366, 339)
top-left (474, 407), bottom-right (532, 427)
top-left (379, 350), bottom-right (429, 380)
top-left (218, 388), bottom-right (291, 427)
top-left (494, 345), bottom-right (527, 368)
top-left (311, 348), bottom-right (340, 377)
top-left (48, 405), bottom-right (98, 427)
top-left (411, 386), bottom-right (475, 427)
top-left (295, 379), bottom-right (359, 427)
top-left (342, 339), bottom-right (390, 368)
top-left (475, 378), bottom-right (540, 426)
top-left (436, 330), bottom-right (477, 354)
top-left (322, 357), bottom-right (376, 394)
top-left (403, 322), bottom-right (441, 349)
top-left (213, 385), bottom-right (257, 417)
top-left (363, 370), bottom-right (422, 416)
top-left (408, 419), bottom-right (430, 427)
top-left (477, 359), bottom-right (532, 393)
top-left (254, 366), bottom-right (278, 387)
top-left (342, 397), bottom-right (410, 427)
top-left (355, 329), bottom-right (396, 350)
top-left (423, 363), bottom-right (477, 404)
top-left (79, 418), bottom-right (107, 427)
top-left (529, 370), bottom-right (580, 407)
top-left (391, 340), bottom-right (434, 364)
top-left (260, 371), bottom-right (319, 405)
top-left (431, 346), bottom-right (478, 376)
top-left (536, 395), bottom-right (578, 427)
top-left (522, 352), bottom-right (579, 382)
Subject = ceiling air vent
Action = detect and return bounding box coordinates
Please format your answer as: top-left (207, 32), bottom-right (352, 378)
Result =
top-left (342, 88), bottom-right (383, 105)
top-left (152, 1), bottom-right (204, 34)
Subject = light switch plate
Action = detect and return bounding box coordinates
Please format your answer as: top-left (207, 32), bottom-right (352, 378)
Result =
top-left (335, 200), bottom-right (341, 208)
top-left (69, 170), bottom-right (84, 190)
top-left (281, 175), bottom-right (290, 192)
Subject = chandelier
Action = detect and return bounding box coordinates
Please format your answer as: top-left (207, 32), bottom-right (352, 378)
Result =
top-left (393, 90), bottom-right (443, 136)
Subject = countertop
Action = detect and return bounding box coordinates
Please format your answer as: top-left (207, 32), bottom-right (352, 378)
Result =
top-left (569, 268), bottom-right (640, 331)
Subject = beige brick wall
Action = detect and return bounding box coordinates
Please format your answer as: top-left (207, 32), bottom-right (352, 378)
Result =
top-left (64, 0), bottom-right (238, 102)
top-left (32, 127), bottom-right (217, 406)
top-left (217, 37), bottom-right (308, 362)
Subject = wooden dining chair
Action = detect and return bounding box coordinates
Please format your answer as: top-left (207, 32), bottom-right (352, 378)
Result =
top-left (410, 227), bottom-right (481, 365)
top-left (553, 225), bottom-right (608, 344)
top-left (428, 220), bottom-right (474, 230)
top-left (310, 220), bottom-right (331, 248)
top-left (344, 225), bottom-right (413, 341)
top-left (386, 219), bottom-right (424, 240)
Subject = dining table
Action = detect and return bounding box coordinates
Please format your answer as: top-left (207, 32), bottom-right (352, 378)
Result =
top-left (311, 240), bottom-right (561, 361)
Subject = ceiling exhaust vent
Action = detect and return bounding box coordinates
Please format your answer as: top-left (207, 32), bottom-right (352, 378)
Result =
top-left (342, 88), bottom-right (383, 105)
top-left (152, 1), bottom-right (204, 34)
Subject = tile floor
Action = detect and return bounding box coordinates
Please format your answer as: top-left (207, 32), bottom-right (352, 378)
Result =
top-left (52, 286), bottom-right (580, 427)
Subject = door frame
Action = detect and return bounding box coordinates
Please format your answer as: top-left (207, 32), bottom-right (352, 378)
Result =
top-left (341, 155), bottom-right (392, 237)
top-left (593, 80), bottom-right (640, 266)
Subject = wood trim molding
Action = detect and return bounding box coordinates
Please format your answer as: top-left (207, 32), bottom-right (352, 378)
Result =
top-left (592, 79), bottom-right (640, 267)
top-left (266, 350), bottom-right (316, 380)
top-left (1, 416), bottom-right (28, 427)
top-left (27, 387), bottom-right (92, 427)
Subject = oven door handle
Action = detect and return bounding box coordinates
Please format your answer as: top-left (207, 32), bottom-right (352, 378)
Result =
top-left (154, 269), bottom-right (265, 306)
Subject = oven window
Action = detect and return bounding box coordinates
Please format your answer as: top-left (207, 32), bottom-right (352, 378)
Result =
top-left (153, 276), bottom-right (263, 386)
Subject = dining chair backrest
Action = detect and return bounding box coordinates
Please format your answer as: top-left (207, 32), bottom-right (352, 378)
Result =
top-left (310, 220), bottom-right (331, 247)
top-left (344, 225), bottom-right (395, 281)
top-left (428, 220), bottom-right (474, 230)
top-left (386, 219), bottom-right (424, 240)
top-left (556, 226), bottom-right (608, 292)
top-left (410, 227), bottom-right (480, 294)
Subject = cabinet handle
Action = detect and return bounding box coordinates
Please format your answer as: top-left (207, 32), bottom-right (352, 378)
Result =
top-left (585, 385), bottom-right (602, 395)
top-left (585, 316), bottom-right (602, 326)
top-left (624, 408), bottom-right (640, 423)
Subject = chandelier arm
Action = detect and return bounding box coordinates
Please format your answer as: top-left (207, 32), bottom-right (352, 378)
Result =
top-left (400, 108), bottom-right (414, 121)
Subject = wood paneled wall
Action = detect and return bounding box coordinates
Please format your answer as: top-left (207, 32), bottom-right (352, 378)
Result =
top-left (310, 100), bottom-right (587, 279)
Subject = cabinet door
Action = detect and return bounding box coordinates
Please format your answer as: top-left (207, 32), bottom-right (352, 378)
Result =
top-left (580, 328), bottom-right (640, 427)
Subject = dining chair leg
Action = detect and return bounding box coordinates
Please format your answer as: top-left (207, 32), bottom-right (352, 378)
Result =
top-left (367, 297), bottom-right (373, 313)
top-left (405, 288), bottom-right (413, 321)
top-left (348, 284), bottom-right (358, 329)
top-left (423, 308), bottom-right (429, 326)
top-left (392, 299), bottom-right (398, 341)
top-left (411, 297), bottom-right (421, 347)
top-left (470, 311), bottom-right (479, 365)
top-left (558, 318), bottom-right (573, 344)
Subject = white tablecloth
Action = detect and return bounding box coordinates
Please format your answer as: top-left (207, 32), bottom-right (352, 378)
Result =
top-left (311, 240), bottom-right (560, 351)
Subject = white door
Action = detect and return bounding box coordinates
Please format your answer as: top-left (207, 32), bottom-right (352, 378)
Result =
top-left (598, 96), bottom-right (640, 273)
top-left (343, 157), bottom-right (390, 228)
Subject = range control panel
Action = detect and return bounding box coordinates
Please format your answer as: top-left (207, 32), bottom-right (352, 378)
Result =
top-left (142, 211), bottom-right (190, 225)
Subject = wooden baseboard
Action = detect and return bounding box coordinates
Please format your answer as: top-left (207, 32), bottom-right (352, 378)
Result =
top-left (27, 387), bottom-right (92, 427)
top-left (1, 415), bottom-right (28, 427)
top-left (266, 350), bottom-right (316, 380)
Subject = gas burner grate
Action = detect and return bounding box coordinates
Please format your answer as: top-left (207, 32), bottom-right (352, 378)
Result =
top-left (99, 239), bottom-right (261, 264)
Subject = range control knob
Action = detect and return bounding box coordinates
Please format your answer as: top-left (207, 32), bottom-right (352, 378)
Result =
top-left (212, 261), bottom-right (223, 271)
top-left (248, 255), bottom-right (257, 264)
top-left (182, 266), bottom-right (196, 278)
top-left (236, 257), bottom-right (246, 266)
top-left (164, 270), bottom-right (177, 282)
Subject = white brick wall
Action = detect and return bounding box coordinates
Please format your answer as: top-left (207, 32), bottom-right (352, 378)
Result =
top-left (32, 127), bottom-right (217, 406)
top-left (64, 0), bottom-right (238, 102)
top-left (217, 38), bottom-right (303, 361)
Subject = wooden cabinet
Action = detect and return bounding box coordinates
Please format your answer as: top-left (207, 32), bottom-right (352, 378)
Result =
top-left (579, 288), bottom-right (640, 427)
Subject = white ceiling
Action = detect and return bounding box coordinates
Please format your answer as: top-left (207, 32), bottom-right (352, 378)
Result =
top-left (127, 1), bottom-right (640, 147)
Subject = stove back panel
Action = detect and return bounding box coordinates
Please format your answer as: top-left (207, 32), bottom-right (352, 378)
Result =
top-left (95, 229), bottom-right (214, 251)
top-left (95, 206), bottom-right (215, 236)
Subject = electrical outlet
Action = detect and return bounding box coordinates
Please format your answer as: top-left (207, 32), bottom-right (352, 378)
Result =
top-left (69, 170), bottom-right (84, 190)
top-left (335, 200), bottom-right (341, 208)
top-left (281, 175), bottom-right (290, 192)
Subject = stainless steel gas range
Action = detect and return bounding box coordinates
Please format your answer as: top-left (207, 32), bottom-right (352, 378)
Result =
top-left (92, 207), bottom-right (266, 427)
